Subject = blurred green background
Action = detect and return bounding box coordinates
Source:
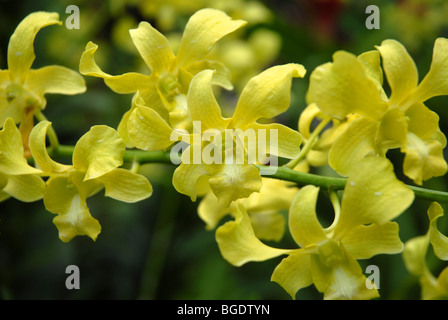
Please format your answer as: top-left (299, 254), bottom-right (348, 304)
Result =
top-left (1, 0), bottom-right (448, 300)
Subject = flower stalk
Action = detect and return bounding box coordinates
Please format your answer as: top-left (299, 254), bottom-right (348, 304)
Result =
top-left (285, 115), bottom-right (332, 169)
top-left (47, 145), bottom-right (448, 203)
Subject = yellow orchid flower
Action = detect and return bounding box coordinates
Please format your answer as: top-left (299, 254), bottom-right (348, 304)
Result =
top-left (198, 178), bottom-right (298, 241)
top-left (306, 39), bottom-right (448, 185)
top-left (28, 120), bottom-right (153, 242)
top-left (0, 12), bottom-right (86, 127)
top-left (216, 156), bottom-right (414, 299)
top-left (128, 64), bottom-right (304, 207)
top-left (427, 202), bottom-right (448, 261)
top-left (0, 118), bottom-right (45, 202)
top-left (403, 202), bottom-right (448, 299)
top-left (297, 103), bottom-right (358, 167)
top-left (80, 8), bottom-right (246, 134)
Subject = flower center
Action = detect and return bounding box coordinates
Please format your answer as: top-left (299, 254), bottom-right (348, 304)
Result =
top-left (316, 238), bottom-right (345, 268)
top-left (5, 82), bottom-right (39, 109)
top-left (158, 73), bottom-right (180, 102)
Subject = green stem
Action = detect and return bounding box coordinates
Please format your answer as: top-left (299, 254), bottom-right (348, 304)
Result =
top-left (286, 116), bottom-right (332, 169)
top-left (130, 159), bottom-right (141, 174)
top-left (49, 145), bottom-right (448, 204)
top-left (124, 149), bottom-right (176, 164)
top-left (258, 165), bottom-right (448, 204)
top-left (50, 144), bottom-right (74, 158)
top-left (50, 145), bottom-right (178, 164)
top-left (263, 165), bottom-right (346, 190)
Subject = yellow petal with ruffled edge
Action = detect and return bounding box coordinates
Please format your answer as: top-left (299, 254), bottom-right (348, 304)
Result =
top-left (176, 8), bottom-right (247, 68)
top-left (271, 251), bottom-right (312, 300)
top-left (402, 132), bottom-right (447, 185)
top-left (328, 117), bottom-right (378, 176)
top-left (73, 125), bottom-right (125, 181)
top-left (307, 51), bottom-right (387, 121)
top-left (79, 41), bottom-right (153, 94)
top-left (406, 103), bottom-right (442, 141)
top-left (341, 222), bottom-right (404, 259)
top-left (29, 120), bottom-right (71, 173)
top-left (165, 94), bottom-right (192, 130)
top-left (0, 118), bottom-right (42, 175)
top-left (403, 232), bottom-right (448, 299)
top-left (97, 168), bottom-right (153, 203)
top-left (434, 268), bottom-right (448, 299)
top-left (306, 150), bottom-right (328, 167)
top-left (187, 69), bottom-right (229, 131)
top-left (129, 21), bottom-right (175, 75)
top-left (185, 59), bottom-right (233, 90)
top-left (427, 202), bottom-right (448, 260)
top-left (310, 243), bottom-right (379, 300)
top-left (357, 50), bottom-right (383, 89)
top-left (288, 185), bottom-right (327, 248)
top-left (401, 102), bottom-right (447, 184)
top-left (117, 109), bottom-right (133, 148)
top-left (103, 73), bottom-right (153, 95)
top-left (172, 162), bottom-right (210, 202)
top-left (250, 211), bottom-right (286, 242)
top-left (230, 64), bottom-right (306, 129)
top-left (420, 274), bottom-right (445, 300)
top-left (3, 174), bottom-right (45, 202)
top-left (243, 178), bottom-right (298, 212)
top-left (375, 39), bottom-right (418, 106)
top-left (403, 234), bottom-right (430, 277)
top-left (215, 204), bottom-right (290, 267)
top-left (376, 107), bottom-right (408, 150)
top-left (298, 103), bottom-right (322, 140)
top-left (208, 163), bottom-right (262, 208)
top-left (201, 195), bottom-right (287, 241)
top-left (198, 178), bottom-right (294, 240)
top-left (408, 38), bottom-right (448, 104)
top-left (246, 122), bottom-right (302, 160)
top-left (334, 156), bottom-right (414, 236)
top-left (140, 86), bottom-right (171, 121)
top-left (128, 105), bottom-right (175, 151)
top-left (318, 116), bottom-right (357, 150)
top-left (68, 170), bottom-right (103, 200)
top-left (438, 267), bottom-right (448, 287)
top-left (24, 66), bottom-right (86, 108)
top-left (7, 12), bottom-right (61, 83)
top-left (197, 191), bottom-right (233, 230)
top-left (117, 91), bottom-right (157, 148)
top-left (198, 177), bottom-right (295, 235)
top-left (44, 176), bottom-right (101, 242)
